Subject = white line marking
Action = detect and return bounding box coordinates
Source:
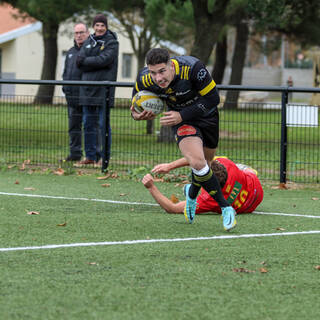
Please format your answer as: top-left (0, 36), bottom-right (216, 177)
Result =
top-left (0, 191), bottom-right (158, 206)
top-left (1, 191), bottom-right (319, 218)
top-left (254, 211), bottom-right (320, 219)
top-left (1, 231), bottom-right (319, 252)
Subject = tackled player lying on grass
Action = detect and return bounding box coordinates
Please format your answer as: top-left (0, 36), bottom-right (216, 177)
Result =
top-left (142, 157), bottom-right (263, 219)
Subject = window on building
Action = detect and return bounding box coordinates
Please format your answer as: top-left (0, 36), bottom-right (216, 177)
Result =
top-left (122, 53), bottom-right (132, 78)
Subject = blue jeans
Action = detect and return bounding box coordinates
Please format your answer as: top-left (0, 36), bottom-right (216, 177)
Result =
top-left (83, 106), bottom-right (112, 161)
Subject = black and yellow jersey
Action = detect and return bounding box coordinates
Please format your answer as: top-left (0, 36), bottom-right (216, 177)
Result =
top-left (132, 55), bottom-right (220, 121)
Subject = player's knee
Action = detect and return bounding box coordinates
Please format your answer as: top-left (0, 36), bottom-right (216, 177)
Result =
top-left (189, 158), bottom-right (207, 171)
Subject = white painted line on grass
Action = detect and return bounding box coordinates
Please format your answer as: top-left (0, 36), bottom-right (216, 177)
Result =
top-left (0, 230), bottom-right (319, 252)
top-left (1, 191), bottom-right (319, 218)
top-left (0, 191), bottom-right (158, 206)
top-left (254, 211), bottom-right (320, 219)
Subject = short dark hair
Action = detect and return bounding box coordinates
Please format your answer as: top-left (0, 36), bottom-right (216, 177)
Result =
top-left (210, 160), bottom-right (228, 188)
top-left (146, 48), bottom-right (170, 65)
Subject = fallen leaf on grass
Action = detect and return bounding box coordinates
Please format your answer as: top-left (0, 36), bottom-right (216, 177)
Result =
top-left (170, 194), bottom-right (179, 203)
top-left (119, 193), bottom-right (127, 196)
top-left (97, 174), bottom-right (110, 180)
top-left (259, 268), bottom-right (268, 273)
top-left (101, 183), bottom-right (111, 188)
top-left (57, 222), bottom-right (67, 227)
top-left (24, 187), bottom-right (36, 191)
top-left (15, 180), bottom-right (20, 184)
top-left (174, 183), bottom-right (184, 187)
top-left (27, 211), bottom-right (40, 215)
top-left (87, 262), bottom-right (97, 265)
top-left (276, 227), bottom-right (286, 231)
top-left (53, 168), bottom-right (65, 176)
top-left (232, 268), bottom-right (255, 273)
top-left (271, 183), bottom-right (288, 190)
top-left (314, 265), bottom-right (320, 270)
top-left (311, 197), bottom-right (319, 201)
top-left (20, 160), bottom-right (31, 171)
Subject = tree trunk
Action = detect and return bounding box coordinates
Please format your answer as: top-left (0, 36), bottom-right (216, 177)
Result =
top-left (135, 26), bottom-right (155, 134)
top-left (224, 21), bottom-right (249, 110)
top-left (212, 34), bottom-right (227, 84)
top-left (157, 126), bottom-right (175, 143)
top-left (34, 22), bottom-right (59, 105)
top-left (190, 0), bottom-right (231, 65)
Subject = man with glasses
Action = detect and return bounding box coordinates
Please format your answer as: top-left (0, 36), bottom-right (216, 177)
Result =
top-left (62, 22), bottom-right (89, 162)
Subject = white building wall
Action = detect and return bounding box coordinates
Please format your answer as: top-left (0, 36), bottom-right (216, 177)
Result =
top-left (1, 21), bottom-right (137, 99)
top-left (15, 31), bottom-right (43, 95)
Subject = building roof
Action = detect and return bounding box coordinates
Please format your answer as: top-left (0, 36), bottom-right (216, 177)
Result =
top-left (0, 3), bottom-right (41, 44)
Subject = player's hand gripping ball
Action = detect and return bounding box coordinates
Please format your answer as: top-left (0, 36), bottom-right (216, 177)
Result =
top-left (132, 90), bottom-right (164, 115)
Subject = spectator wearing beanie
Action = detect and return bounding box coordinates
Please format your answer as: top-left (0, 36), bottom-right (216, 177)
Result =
top-left (92, 14), bottom-right (108, 28)
top-left (76, 14), bottom-right (119, 168)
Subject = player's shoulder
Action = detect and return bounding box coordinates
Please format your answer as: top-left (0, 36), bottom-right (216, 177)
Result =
top-left (170, 55), bottom-right (201, 81)
top-left (172, 55), bottom-right (199, 66)
top-left (214, 157), bottom-right (238, 171)
top-left (135, 67), bottom-right (157, 91)
top-left (214, 156), bottom-right (232, 164)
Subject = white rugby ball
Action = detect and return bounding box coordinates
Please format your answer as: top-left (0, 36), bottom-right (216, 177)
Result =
top-left (132, 90), bottom-right (164, 115)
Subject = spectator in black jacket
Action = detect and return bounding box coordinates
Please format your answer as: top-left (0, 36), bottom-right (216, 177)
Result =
top-left (76, 14), bottom-right (119, 165)
top-left (62, 22), bottom-right (89, 161)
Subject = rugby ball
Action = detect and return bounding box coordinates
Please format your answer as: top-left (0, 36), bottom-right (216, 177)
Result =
top-left (132, 90), bottom-right (164, 115)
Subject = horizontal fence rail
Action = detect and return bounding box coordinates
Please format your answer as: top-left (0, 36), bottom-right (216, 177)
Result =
top-left (0, 79), bottom-right (319, 184)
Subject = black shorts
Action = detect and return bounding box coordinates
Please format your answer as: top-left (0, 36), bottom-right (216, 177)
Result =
top-left (173, 111), bottom-right (219, 149)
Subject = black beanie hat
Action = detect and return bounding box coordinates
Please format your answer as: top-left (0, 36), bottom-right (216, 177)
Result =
top-left (92, 14), bottom-right (108, 28)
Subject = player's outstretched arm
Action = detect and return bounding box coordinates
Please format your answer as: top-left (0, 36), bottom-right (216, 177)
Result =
top-left (142, 174), bottom-right (185, 214)
top-left (152, 157), bottom-right (189, 174)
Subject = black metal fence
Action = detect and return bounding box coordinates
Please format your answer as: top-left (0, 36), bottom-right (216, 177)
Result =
top-left (0, 79), bottom-right (319, 184)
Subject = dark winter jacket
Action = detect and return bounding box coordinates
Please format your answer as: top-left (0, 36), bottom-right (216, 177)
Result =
top-left (77, 30), bottom-right (119, 107)
top-left (62, 41), bottom-right (83, 106)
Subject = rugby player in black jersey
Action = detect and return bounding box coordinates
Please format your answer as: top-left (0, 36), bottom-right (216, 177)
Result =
top-left (130, 48), bottom-right (236, 231)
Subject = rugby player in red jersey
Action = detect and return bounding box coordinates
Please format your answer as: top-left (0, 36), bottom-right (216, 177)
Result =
top-left (142, 157), bottom-right (263, 216)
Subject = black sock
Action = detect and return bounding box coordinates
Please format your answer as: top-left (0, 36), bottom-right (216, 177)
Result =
top-left (193, 168), bottom-right (229, 208)
top-left (188, 172), bottom-right (201, 199)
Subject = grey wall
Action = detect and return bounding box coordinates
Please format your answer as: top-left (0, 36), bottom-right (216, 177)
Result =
top-left (221, 67), bottom-right (313, 102)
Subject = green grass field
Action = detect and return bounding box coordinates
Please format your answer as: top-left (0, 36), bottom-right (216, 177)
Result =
top-left (0, 169), bottom-right (319, 319)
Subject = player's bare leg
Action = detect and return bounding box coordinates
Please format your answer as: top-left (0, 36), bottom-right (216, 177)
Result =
top-left (203, 147), bottom-right (216, 166)
top-left (180, 138), bottom-right (237, 230)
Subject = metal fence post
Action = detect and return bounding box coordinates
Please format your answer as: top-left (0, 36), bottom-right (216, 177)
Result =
top-left (280, 90), bottom-right (288, 184)
top-left (101, 88), bottom-right (110, 172)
